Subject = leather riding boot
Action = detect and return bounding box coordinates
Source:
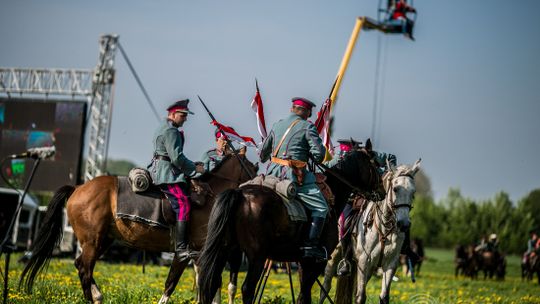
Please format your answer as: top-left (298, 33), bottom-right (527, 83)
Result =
top-left (337, 235), bottom-right (352, 276)
top-left (175, 221), bottom-right (194, 261)
top-left (302, 216), bottom-right (327, 260)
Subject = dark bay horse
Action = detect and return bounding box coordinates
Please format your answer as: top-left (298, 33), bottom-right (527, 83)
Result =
top-left (19, 154), bottom-right (257, 304)
top-left (198, 144), bottom-right (386, 304)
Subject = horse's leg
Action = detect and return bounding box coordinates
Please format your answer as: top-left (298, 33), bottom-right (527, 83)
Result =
top-left (355, 263), bottom-right (372, 304)
top-left (158, 257), bottom-right (189, 304)
top-left (319, 246), bottom-right (341, 304)
top-left (298, 260), bottom-right (326, 304)
top-left (74, 237), bottom-right (113, 304)
top-left (379, 267), bottom-right (397, 304)
top-left (227, 248), bottom-right (243, 304)
top-left (241, 256), bottom-right (266, 304)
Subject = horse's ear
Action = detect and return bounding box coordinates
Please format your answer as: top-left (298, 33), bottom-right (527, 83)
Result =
top-left (411, 158), bottom-right (422, 176)
top-left (386, 158), bottom-right (396, 174)
top-left (365, 138), bottom-right (372, 151)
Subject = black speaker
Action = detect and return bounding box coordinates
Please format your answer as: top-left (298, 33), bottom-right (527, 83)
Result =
top-left (0, 191), bottom-right (19, 243)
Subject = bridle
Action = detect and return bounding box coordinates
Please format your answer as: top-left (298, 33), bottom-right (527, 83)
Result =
top-left (313, 149), bottom-right (384, 202)
top-left (370, 170), bottom-right (414, 266)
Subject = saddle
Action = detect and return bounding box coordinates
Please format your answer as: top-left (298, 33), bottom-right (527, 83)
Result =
top-left (115, 177), bottom-right (214, 228)
top-left (239, 174), bottom-right (336, 223)
top-left (116, 177), bottom-right (175, 228)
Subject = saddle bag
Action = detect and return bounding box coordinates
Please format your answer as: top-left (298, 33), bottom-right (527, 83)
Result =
top-left (128, 168), bottom-right (153, 193)
top-left (240, 174), bottom-right (297, 199)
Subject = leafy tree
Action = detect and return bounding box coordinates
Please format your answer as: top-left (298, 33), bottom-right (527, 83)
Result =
top-left (106, 159), bottom-right (139, 176)
top-left (414, 168), bottom-right (433, 199)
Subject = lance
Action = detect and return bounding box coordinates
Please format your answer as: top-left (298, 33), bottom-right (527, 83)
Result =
top-left (197, 95), bottom-right (255, 179)
top-left (256, 78), bottom-right (260, 92)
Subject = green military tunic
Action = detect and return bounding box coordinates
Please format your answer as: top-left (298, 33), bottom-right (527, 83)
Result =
top-left (149, 119), bottom-right (197, 185)
top-left (200, 148), bottom-right (226, 172)
top-left (260, 113), bottom-right (328, 218)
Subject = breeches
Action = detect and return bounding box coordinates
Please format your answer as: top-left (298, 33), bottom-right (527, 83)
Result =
top-left (297, 182), bottom-right (328, 219)
top-left (159, 183), bottom-right (190, 221)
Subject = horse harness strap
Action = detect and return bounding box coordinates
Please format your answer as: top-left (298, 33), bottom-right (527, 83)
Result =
top-left (272, 119), bottom-right (302, 158)
top-left (271, 118), bottom-right (306, 184)
top-left (153, 154), bottom-right (171, 162)
top-left (314, 161), bottom-right (366, 198)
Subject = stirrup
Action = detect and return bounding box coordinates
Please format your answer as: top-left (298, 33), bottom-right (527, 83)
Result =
top-left (337, 259), bottom-right (351, 277)
top-left (301, 246), bottom-right (328, 261)
top-left (175, 248), bottom-right (199, 262)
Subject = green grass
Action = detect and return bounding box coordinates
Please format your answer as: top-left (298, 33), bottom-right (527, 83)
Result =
top-left (3, 248), bottom-right (540, 303)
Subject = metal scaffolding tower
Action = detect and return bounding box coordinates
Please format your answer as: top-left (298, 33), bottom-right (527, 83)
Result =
top-left (0, 34), bottom-right (119, 182)
top-left (84, 34), bottom-right (118, 181)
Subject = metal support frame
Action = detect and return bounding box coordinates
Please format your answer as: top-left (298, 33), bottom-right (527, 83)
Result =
top-left (0, 34), bottom-right (119, 182)
top-left (84, 34), bottom-right (118, 181)
top-left (0, 68), bottom-right (94, 96)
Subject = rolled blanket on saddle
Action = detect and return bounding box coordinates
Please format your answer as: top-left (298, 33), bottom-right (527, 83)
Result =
top-left (240, 174), bottom-right (297, 199)
top-left (240, 175), bottom-right (306, 222)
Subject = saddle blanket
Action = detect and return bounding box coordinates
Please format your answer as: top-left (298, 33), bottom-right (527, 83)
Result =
top-left (116, 177), bottom-right (175, 229)
top-left (240, 175), bottom-right (307, 222)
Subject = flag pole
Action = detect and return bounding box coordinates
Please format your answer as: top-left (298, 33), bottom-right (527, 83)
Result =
top-left (197, 95), bottom-right (255, 179)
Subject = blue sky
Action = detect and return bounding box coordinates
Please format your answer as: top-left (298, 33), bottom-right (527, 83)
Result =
top-left (1, 0), bottom-right (539, 202)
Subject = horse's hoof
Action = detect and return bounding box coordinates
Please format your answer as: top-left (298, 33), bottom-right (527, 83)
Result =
top-left (158, 295), bottom-right (170, 304)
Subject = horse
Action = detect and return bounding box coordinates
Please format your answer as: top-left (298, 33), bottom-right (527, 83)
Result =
top-left (19, 154), bottom-right (257, 304)
top-left (529, 253), bottom-right (540, 284)
top-left (455, 244), bottom-right (479, 279)
top-left (198, 143), bottom-right (386, 304)
top-left (326, 160), bottom-right (420, 304)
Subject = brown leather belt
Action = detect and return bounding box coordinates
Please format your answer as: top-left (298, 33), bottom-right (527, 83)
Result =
top-left (270, 157), bottom-right (307, 168)
top-left (271, 157), bottom-right (307, 185)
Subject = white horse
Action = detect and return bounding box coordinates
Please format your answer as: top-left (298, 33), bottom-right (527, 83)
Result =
top-left (320, 160), bottom-right (421, 304)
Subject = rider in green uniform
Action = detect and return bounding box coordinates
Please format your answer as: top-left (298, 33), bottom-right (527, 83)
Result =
top-left (260, 97), bottom-right (328, 259)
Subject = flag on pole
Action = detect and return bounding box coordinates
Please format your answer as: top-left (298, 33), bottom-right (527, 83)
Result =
top-left (251, 80), bottom-right (267, 140)
top-left (315, 98), bottom-right (334, 157)
top-left (211, 120), bottom-right (257, 147)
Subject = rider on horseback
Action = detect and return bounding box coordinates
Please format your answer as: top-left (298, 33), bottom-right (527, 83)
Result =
top-left (523, 230), bottom-right (539, 265)
top-left (337, 148), bottom-right (398, 276)
top-left (260, 97), bottom-right (328, 260)
top-left (149, 99), bottom-right (205, 261)
top-left (201, 129), bottom-right (230, 171)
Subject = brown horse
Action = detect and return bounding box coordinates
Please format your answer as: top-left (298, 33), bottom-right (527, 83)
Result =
top-left (198, 143), bottom-right (386, 304)
top-left (19, 154), bottom-right (257, 304)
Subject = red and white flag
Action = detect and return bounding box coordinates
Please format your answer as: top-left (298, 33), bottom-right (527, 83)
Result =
top-left (315, 98), bottom-right (334, 158)
top-left (212, 120), bottom-right (257, 147)
top-left (250, 82), bottom-right (267, 140)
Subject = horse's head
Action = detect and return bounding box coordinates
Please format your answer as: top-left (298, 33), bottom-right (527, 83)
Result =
top-left (331, 138), bottom-right (385, 201)
top-left (385, 159), bottom-right (421, 232)
top-left (202, 153), bottom-right (258, 189)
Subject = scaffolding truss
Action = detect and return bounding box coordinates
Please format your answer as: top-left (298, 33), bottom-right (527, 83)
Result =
top-left (0, 34), bottom-right (119, 182)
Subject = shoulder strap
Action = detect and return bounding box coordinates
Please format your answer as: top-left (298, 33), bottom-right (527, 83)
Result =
top-left (273, 119), bottom-right (302, 157)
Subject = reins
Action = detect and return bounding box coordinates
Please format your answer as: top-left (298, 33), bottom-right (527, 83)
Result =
top-left (312, 151), bottom-right (379, 201)
top-left (369, 171), bottom-right (413, 267)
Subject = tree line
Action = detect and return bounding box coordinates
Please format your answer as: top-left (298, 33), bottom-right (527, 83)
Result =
top-left (410, 187), bottom-right (540, 255)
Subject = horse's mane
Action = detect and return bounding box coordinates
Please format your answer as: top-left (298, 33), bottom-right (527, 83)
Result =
top-left (330, 149), bottom-right (370, 176)
top-left (209, 154), bottom-right (235, 173)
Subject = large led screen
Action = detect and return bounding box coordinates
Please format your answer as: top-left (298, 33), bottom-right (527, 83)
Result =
top-left (0, 98), bottom-right (86, 191)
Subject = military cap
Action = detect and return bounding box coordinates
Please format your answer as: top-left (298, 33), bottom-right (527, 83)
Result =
top-left (337, 138), bottom-right (362, 146)
top-left (167, 99), bottom-right (194, 114)
top-left (291, 97), bottom-right (316, 110)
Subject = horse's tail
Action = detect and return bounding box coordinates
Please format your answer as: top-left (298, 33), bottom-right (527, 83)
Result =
top-left (334, 260), bottom-right (357, 304)
top-left (19, 185), bottom-right (75, 292)
top-left (198, 188), bottom-right (242, 304)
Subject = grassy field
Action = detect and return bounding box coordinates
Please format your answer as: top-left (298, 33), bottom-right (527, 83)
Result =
top-left (3, 248), bottom-right (539, 303)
